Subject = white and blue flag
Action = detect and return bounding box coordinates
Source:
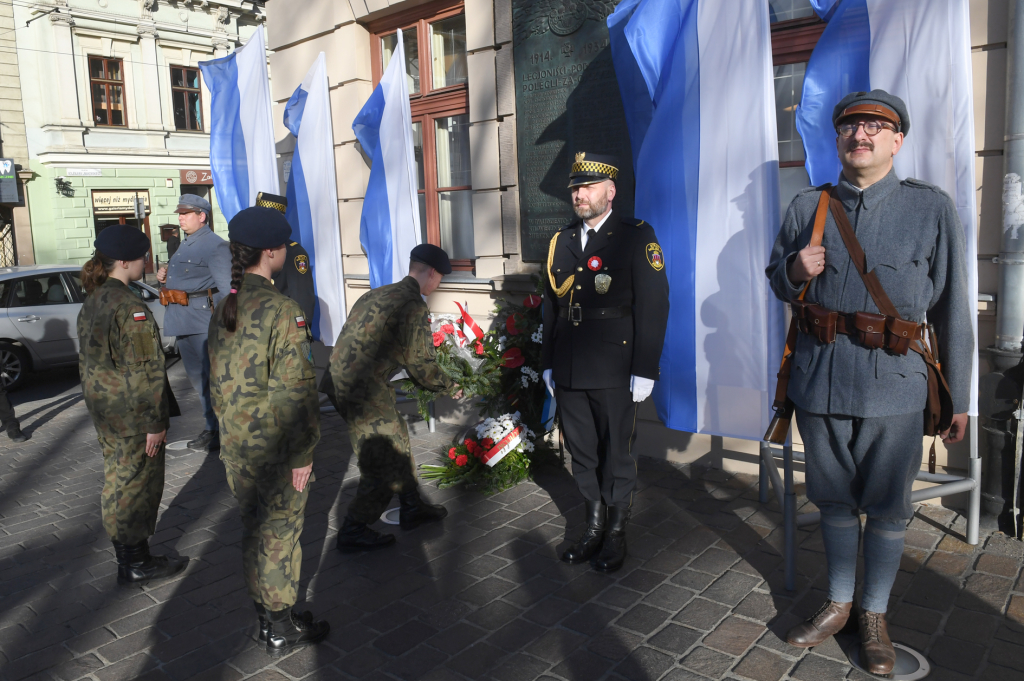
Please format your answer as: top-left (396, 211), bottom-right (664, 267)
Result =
top-left (352, 28), bottom-right (422, 289)
top-left (796, 0), bottom-right (978, 415)
top-left (609, 0), bottom-right (783, 439)
top-left (283, 53), bottom-right (347, 345)
top-left (198, 26), bottom-right (279, 222)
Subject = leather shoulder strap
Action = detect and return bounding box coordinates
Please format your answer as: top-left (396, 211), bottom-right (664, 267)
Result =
top-left (827, 190), bottom-right (901, 319)
top-left (795, 188), bottom-right (831, 302)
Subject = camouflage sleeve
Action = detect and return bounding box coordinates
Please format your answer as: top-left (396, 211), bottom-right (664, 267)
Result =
top-left (399, 302), bottom-right (453, 393)
top-left (268, 301), bottom-right (321, 469)
top-left (112, 302), bottom-right (168, 434)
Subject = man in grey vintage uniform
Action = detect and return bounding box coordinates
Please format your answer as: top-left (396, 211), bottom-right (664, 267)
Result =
top-left (765, 90), bottom-right (972, 674)
top-left (156, 194), bottom-right (232, 452)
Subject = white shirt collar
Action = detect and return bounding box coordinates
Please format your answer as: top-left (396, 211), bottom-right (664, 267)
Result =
top-left (580, 210), bottom-right (612, 247)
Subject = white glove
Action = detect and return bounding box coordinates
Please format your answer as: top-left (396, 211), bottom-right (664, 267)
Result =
top-left (542, 369), bottom-right (555, 396)
top-left (630, 375), bottom-right (654, 402)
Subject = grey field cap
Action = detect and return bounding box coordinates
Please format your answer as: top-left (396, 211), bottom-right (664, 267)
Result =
top-left (175, 193), bottom-right (212, 215)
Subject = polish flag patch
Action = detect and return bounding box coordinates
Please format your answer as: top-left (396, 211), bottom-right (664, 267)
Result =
top-left (133, 312), bottom-right (147, 321)
top-left (295, 316), bottom-right (306, 328)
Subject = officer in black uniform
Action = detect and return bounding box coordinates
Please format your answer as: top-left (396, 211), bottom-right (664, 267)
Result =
top-left (541, 152), bottom-right (670, 573)
top-left (254, 192), bottom-right (316, 323)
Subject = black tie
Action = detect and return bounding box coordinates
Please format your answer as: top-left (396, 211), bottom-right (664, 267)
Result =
top-left (585, 229), bottom-right (597, 249)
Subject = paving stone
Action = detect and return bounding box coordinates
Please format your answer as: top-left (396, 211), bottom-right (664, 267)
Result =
top-left (615, 645), bottom-right (675, 679)
top-left (616, 603), bottom-right (674, 635)
top-left (525, 628), bottom-right (588, 664)
top-left (790, 652), bottom-right (851, 680)
top-left (732, 646), bottom-right (792, 681)
top-left (659, 668), bottom-right (710, 681)
top-left (467, 601), bottom-right (523, 631)
top-left (937, 535), bottom-right (977, 556)
top-left (487, 617), bottom-right (545, 652)
top-left (702, 571), bottom-right (763, 607)
top-left (648, 623), bottom-right (702, 654)
top-left (890, 602), bottom-right (943, 634)
top-left (733, 591), bottom-right (779, 623)
top-left (988, 639), bottom-right (1024, 670)
top-left (562, 602), bottom-right (619, 637)
top-left (643, 583), bottom-right (695, 612)
top-left (674, 597), bottom-right (730, 631)
top-left (976, 553), bottom-right (1022, 578)
top-left (373, 620), bottom-right (437, 657)
top-left (927, 635), bottom-right (987, 675)
top-left (681, 646), bottom-right (735, 678)
top-left (942, 608), bottom-right (1002, 644)
top-left (702, 616), bottom-right (766, 656)
top-left (488, 653), bottom-right (552, 681)
top-left (586, 627), bottom-right (644, 662)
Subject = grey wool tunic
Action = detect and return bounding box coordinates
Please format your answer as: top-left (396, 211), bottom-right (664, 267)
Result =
top-left (765, 170), bottom-right (973, 418)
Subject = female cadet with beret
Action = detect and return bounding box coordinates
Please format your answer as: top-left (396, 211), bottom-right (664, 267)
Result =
top-left (78, 225), bottom-right (189, 586)
top-left (207, 206), bottom-right (328, 656)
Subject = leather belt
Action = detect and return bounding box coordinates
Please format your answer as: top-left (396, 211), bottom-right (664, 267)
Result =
top-left (558, 305), bottom-right (632, 322)
top-left (792, 300), bottom-right (924, 355)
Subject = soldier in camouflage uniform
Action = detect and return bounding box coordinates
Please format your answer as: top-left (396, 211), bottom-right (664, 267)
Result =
top-left (324, 244), bottom-right (456, 552)
top-left (207, 206), bottom-right (328, 657)
top-left (78, 225), bottom-right (189, 587)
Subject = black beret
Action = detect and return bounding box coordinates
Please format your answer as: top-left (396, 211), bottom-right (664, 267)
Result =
top-left (255, 191), bottom-right (288, 214)
top-left (568, 151), bottom-right (619, 188)
top-left (95, 225), bottom-right (151, 261)
top-left (833, 89), bottom-right (910, 136)
top-left (410, 243), bottom-right (452, 275)
top-left (228, 206), bottom-right (292, 249)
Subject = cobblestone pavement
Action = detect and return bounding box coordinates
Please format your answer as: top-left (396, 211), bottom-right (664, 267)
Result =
top-left (1, 364), bottom-right (1023, 681)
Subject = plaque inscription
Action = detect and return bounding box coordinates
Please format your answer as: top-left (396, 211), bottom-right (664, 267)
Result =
top-left (512, 0), bottom-right (634, 262)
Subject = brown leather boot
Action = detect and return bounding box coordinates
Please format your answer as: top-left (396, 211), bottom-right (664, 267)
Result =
top-left (786, 600), bottom-right (853, 648)
top-left (859, 610), bottom-right (896, 676)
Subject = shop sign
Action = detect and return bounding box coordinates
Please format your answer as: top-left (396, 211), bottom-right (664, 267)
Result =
top-left (179, 169), bottom-right (213, 185)
top-left (92, 189), bottom-right (151, 215)
top-left (66, 168), bottom-right (103, 177)
top-left (0, 159), bottom-right (17, 204)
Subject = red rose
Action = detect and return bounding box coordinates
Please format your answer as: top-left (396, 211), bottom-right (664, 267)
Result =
top-left (523, 294), bottom-right (541, 308)
top-left (502, 347), bottom-right (525, 368)
top-left (506, 313), bottom-right (522, 335)
top-left (464, 438), bottom-right (473, 448)
top-left (440, 323), bottom-right (455, 334)
top-left (474, 340), bottom-right (484, 356)
top-left (455, 454), bottom-right (468, 467)
top-left (481, 438), bottom-right (495, 450)
top-left (432, 332), bottom-right (445, 347)
top-left (448, 448), bottom-right (456, 459)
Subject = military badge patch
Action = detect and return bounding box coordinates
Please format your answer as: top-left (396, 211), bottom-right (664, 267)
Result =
top-left (301, 340), bottom-right (312, 363)
top-left (646, 243), bottom-right (665, 271)
top-left (594, 273), bottom-right (611, 294)
top-left (133, 312), bottom-right (147, 321)
top-left (295, 316), bottom-right (306, 328)
top-left (295, 254), bottom-right (309, 274)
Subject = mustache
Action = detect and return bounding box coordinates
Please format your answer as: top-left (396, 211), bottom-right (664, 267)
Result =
top-left (847, 141), bottom-right (874, 151)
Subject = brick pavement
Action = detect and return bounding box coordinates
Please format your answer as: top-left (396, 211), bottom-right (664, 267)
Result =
top-left (1, 364), bottom-right (1023, 681)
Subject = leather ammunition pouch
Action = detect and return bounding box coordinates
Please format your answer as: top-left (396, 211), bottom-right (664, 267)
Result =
top-left (853, 311), bottom-right (887, 350)
top-left (159, 288), bottom-right (217, 307)
top-left (793, 304), bottom-right (923, 356)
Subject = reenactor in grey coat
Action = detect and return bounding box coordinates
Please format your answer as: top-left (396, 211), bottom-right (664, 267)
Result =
top-left (765, 90), bottom-right (972, 675)
top-left (156, 194), bottom-right (232, 452)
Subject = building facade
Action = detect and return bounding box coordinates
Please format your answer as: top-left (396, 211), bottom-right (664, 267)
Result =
top-left (12, 0), bottom-right (265, 270)
top-left (267, 0), bottom-right (1003, 484)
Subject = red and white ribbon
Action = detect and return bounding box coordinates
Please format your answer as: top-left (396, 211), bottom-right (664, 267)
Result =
top-left (482, 426), bottom-right (523, 468)
top-left (455, 301), bottom-right (485, 355)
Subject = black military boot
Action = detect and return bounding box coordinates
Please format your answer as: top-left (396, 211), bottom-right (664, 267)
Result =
top-left (6, 424), bottom-right (27, 443)
top-left (399, 489), bottom-right (448, 530)
top-left (265, 608), bottom-right (330, 657)
top-left (113, 539), bottom-right (189, 586)
top-left (591, 507), bottom-right (629, 573)
top-left (561, 500), bottom-right (606, 564)
top-left (187, 429), bottom-right (219, 451)
top-left (256, 602), bottom-right (313, 642)
top-left (336, 516), bottom-right (396, 553)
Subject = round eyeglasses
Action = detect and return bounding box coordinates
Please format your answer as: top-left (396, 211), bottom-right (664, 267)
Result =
top-left (837, 120), bottom-right (897, 138)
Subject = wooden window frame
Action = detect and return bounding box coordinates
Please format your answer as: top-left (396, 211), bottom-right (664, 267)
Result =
top-left (170, 65), bottom-right (204, 132)
top-left (369, 0), bottom-right (475, 272)
top-left (88, 56), bottom-right (127, 128)
top-left (770, 15), bottom-right (826, 168)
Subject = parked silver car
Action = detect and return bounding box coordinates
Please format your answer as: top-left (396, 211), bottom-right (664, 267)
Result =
top-left (0, 265), bottom-right (174, 390)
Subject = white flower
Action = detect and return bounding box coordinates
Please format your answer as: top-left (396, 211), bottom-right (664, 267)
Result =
top-left (520, 367), bottom-right (539, 383)
top-left (497, 335), bottom-right (506, 352)
top-left (531, 326), bottom-right (543, 343)
top-left (521, 440), bottom-right (535, 452)
top-left (521, 376), bottom-right (529, 388)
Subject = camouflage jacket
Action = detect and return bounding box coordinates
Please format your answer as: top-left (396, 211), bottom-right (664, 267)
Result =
top-left (77, 278), bottom-right (168, 437)
top-left (208, 273), bottom-right (320, 469)
top-left (326, 276), bottom-right (452, 413)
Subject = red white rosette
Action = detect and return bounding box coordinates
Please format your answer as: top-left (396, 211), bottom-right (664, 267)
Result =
top-left (587, 256), bottom-right (602, 271)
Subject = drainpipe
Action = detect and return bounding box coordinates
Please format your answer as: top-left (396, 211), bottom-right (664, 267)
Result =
top-left (981, 0), bottom-right (1024, 531)
top-left (996, 0), bottom-right (1024, 365)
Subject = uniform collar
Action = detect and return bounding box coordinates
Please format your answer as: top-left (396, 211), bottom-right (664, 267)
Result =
top-left (242, 272), bottom-right (274, 290)
top-left (182, 225), bottom-right (212, 242)
top-left (836, 168), bottom-right (900, 211)
top-left (401, 275), bottom-right (421, 294)
top-left (580, 209), bottom-right (612, 237)
top-left (100, 278), bottom-right (128, 290)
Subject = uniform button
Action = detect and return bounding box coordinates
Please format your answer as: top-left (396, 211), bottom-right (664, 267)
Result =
top-left (623, 341), bottom-right (627, 345)
top-left (556, 268), bottom-right (561, 272)
top-left (575, 285), bottom-right (581, 290)
top-left (603, 267), bottom-right (608, 270)
top-left (577, 267), bottom-right (582, 272)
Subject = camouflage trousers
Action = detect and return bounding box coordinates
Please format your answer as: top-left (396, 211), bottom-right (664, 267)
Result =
top-left (98, 432), bottom-right (164, 545)
top-left (222, 456), bottom-right (310, 611)
top-left (344, 404), bottom-right (418, 525)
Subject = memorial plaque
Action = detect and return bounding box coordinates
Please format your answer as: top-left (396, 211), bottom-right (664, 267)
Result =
top-left (512, 0), bottom-right (634, 262)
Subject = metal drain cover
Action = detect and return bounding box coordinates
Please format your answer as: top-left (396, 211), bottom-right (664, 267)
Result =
top-left (848, 642), bottom-right (931, 680)
top-left (165, 440), bottom-right (191, 451)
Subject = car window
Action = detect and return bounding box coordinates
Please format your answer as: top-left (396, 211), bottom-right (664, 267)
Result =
top-left (10, 275), bottom-right (73, 307)
top-left (0, 281), bottom-right (11, 307)
top-left (128, 283), bottom-right (156, 302)
top-left (67, 273), bottom-right (87, 300)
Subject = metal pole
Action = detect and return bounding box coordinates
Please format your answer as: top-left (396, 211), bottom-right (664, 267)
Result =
top-left (759, 442), bottom-right (769, 505)
top-left (783, 444), bottom-right (796, 592)
top-left (996, 0), bottom-right (1024, 359)
top-left (969, 415), bottom-right (981, 544)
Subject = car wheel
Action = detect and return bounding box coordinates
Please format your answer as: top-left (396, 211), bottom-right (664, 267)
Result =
top-left (0, 343), bottom-right (29, 391)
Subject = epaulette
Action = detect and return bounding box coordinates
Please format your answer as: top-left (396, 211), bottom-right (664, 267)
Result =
top-left (290, 241), bottom-right (299, 246)
top-left (558, 220), bottom-right (578, 232)
top-left (619, 216), bottom-right (646, 228)
top-left (902, 177), bottom-right (942, 192)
